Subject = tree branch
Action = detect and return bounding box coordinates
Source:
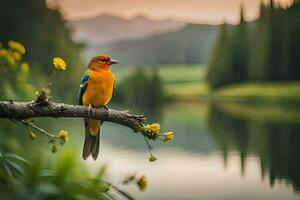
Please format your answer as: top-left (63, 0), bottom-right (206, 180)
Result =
top-left (0, 101), bottom-right (146, 133)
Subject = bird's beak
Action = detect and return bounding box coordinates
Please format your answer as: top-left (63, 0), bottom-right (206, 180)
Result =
top-left (109, 59), bottom-right (119, 65)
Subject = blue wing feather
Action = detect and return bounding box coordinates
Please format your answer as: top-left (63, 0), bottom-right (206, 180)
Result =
top-left (78, 72), bottom-right (90, 105)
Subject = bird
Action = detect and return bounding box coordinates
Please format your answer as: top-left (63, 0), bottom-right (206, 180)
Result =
top-left (78, 54), bottom-right (119, 160)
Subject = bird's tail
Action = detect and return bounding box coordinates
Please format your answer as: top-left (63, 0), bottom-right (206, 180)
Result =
top-left (82, 118), bottom-right (101, 160)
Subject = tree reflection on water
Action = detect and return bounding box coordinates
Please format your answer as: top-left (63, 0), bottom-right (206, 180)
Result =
top-left (209, 102), bottom-right (300, 193)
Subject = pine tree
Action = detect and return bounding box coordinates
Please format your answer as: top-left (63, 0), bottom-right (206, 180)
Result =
top-left (207, 23), bottom-right (234, 89)
top-left (230, 4), bottom-right (248, 83)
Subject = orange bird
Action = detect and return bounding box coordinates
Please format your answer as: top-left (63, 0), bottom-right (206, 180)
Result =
top-left (78, 54), bottom-right (119, 160)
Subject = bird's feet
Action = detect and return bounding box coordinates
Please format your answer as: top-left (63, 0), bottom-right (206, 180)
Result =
top-left (103, 105), bottom-right (111, 119)
top-left (88, 104), bottom-right (95, 117)
top-left (103, 105), bottom-right (109, 111)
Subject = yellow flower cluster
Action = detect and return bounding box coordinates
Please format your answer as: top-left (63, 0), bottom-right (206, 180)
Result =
top-left (8, 40), bottom-right (26, 55)
top-left (137, 175), bottom-right (147, 192)
top-left (58, 130), bottom-right (69, 144)
top-left (0, 41), bottom-right (27, 68)
top-left (53, 57), bottom-right (67, 70)
top-left (144, 123), bottom-right (160, 136)
top-left (164, 131), bottom-right (174, 142)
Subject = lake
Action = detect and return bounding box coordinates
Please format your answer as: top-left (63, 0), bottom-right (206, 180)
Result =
top-left (1, 101), bottom-right (300, 200)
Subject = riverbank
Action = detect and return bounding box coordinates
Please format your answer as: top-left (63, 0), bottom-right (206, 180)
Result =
top-left (168, 81), bottom-right (300, 104)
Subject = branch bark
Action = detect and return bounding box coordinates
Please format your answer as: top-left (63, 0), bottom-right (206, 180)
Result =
top-left (0, 101), bottom-right (146, 133)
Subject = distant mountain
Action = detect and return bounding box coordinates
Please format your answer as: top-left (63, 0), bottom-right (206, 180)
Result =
top-left (68, 14), bottom-right (186, 46)
top-left (84, 24), bottom-right (220, 65)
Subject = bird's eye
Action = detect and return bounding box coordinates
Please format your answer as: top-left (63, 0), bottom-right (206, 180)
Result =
top-left (98, 59), bottom-right (105, 62)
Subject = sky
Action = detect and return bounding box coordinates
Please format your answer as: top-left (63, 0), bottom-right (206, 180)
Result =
top-left (51, 0), bottom-right (294, 24)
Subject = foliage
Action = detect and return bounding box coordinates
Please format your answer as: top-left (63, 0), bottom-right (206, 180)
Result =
top-left (207, 1), bottom-right (300, 89)
top-left (0, 41), bottom-right (34, 100)
top-left (0, 0), bottom-right (83, 103)
top-left (0, 151), bottom-right (137, 200)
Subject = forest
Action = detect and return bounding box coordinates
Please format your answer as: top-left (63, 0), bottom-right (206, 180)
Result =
top-left (207, 0), bottom-right (300, 89)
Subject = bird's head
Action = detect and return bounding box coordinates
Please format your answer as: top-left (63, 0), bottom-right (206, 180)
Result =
top-left (88, 54), bottom-right (119, 70)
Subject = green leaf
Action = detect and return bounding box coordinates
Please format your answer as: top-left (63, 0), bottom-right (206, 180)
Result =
top-left (3, 163), bottom-right (13, 178)
top-left (6, 160), bottom-right (24, 175)
top-left (5, 153), bottom-right (30, 165)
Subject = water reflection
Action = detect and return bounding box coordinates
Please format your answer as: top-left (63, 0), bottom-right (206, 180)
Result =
top-left (1, 102), bottom-right (300, 199)
top-left (210, 102), bottom-right (300, 194)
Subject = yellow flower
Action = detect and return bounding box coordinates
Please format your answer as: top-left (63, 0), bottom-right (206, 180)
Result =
top-left (164, 131), bottom-right (174, 142)
top-left (12, 51), bottom-right (21, 61)
top-left (58, 130), bottom-right (69, 144)
top-left (144, 123), bottom-right (160, 136)
top-left (20, 62), bottom-right (29, 73)
top-left (149, 155), bottom-right (157, 162)
top-left (0, 48), bottom-right (8, 57)
top-left (58, 130), bottom-right (68, 138)
top-left (8, 40), bottom-right (26, 55)
top-left (137, 175), bottom-right (147, 192)
top-left (52, 57), bottom-right (67, 70)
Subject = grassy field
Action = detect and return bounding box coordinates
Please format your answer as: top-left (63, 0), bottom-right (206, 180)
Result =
top-left (158, 64), bottom-right (208, 99)
top-left (158, 64), bottom-right (206, 84)
top-left (213, 81), bottom-right (300, 103)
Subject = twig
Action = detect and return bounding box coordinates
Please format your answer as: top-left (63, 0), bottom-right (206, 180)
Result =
top-left (110, 185), bottom-right (135, 200)
top-left (18, 119), bottom-right (55, 139)
top-left (144, 136), bottom-right (153, 156)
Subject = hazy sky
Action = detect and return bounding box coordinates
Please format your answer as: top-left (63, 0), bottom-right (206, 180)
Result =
top-left (53, 0), bottom-right (293, 24)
